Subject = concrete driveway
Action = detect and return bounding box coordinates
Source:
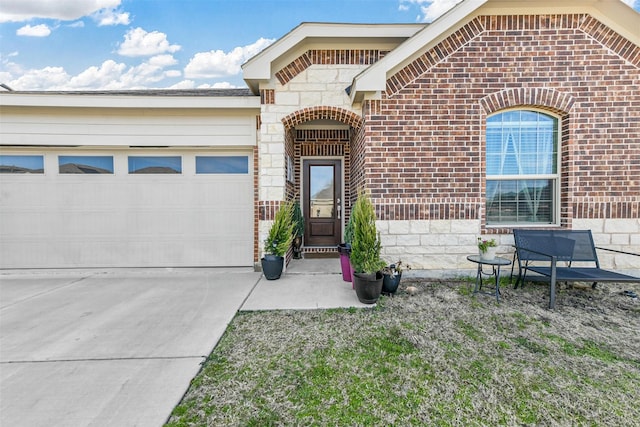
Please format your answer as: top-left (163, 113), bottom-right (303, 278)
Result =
top-left (0, 268), bottom-right (261, 427)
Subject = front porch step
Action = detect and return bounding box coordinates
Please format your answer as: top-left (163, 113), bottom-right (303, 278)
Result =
top-left (302, 246), bottom-right (339, 258)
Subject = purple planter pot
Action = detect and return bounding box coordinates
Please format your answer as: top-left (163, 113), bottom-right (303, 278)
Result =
top-left (338, 244), bottom-right (352, 283)
top-left (340, 254), bottom-right (352, 282)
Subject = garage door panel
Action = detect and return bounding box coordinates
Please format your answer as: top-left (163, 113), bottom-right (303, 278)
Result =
top-left (0, 151), bottom-right (254, 268)
top-left (3, 239), bottom-right (252, 268)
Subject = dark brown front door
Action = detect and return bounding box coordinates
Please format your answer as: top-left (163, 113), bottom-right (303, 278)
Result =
top-left (303, 159), bottom-right (342, 246)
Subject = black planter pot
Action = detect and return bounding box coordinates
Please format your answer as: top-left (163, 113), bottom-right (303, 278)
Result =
top-left (337, 243), bottom-right (351, 255)
top-left (261, 255), bottom-right (284, 280)
top-left (353, 271), bottom-right (384, 304)
top-left (382, 272), bottom-right (402, 295)
top-left (292, 236), bottom-right (303, 259)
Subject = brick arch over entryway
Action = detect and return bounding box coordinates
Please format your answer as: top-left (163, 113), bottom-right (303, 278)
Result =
top-left (281, 106), bottom-right (363, 130)
top-left (479, 88), bottom-right (575, 115)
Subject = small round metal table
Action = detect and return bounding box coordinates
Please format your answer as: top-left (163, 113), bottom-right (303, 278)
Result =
top-left (467, 255), bottom-right (512, 302)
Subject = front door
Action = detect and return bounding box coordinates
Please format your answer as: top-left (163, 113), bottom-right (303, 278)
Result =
top-left (303, 159), bottom-right (342, 246)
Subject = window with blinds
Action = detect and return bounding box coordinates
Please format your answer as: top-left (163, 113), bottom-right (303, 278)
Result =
top-left (486, 110), bottom-right (559, 225)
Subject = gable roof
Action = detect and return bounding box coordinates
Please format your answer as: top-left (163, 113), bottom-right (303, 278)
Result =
top-left (349, 0), bottom-right (640, 103)
top-left (242, 22), bottom-right (424, 94)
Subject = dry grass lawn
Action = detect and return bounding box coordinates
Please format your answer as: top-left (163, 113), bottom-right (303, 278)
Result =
top-left (166, 279), bottom-right (640, 426)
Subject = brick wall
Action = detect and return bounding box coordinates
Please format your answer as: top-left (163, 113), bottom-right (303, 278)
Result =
top-left (257, 17), bottom-right (638, 272)
top-left (276, 50), bottom-right (389, 86)
top-left (365, 14), bottom-right (639, 229)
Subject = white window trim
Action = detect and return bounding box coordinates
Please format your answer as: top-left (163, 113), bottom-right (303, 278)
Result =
top-left (485, 109), bottom-right (562, 227)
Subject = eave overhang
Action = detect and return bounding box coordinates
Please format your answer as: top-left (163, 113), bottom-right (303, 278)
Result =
top-left (242, 22), bottom-right (424, 94)
top-left (0, 91), bottom-right (261, 110)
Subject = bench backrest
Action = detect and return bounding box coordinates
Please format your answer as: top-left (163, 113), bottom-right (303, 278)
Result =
top-left (513, 229), bottom-right (599, 266)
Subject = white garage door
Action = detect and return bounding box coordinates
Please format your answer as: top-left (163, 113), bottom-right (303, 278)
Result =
top-left (0, 150), bottom-right (254, 268)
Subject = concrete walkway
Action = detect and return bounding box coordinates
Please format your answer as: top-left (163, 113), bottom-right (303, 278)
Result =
top-left (241, 258), bottom-right (370, 311)
top-left (0, 259), bottom-right (366, 427)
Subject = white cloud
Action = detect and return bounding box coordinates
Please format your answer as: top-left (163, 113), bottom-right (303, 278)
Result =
top-left (168, 80), bottom-right (241, 90)
top-left (400, 0), bottom-right (463, 23)
top-left (169, 80), bottom-right (196, 89)
top-left (68, 21), bottom-right (85, 28)
top-left (209, 81), bottom-right (237, 89)
top-left (7, 66), bottom-right (71, 90)
top-left (2, 54), bottom-right (185, 91)
top-left (67, 60), bottom-right (126, 89)
top-left (184, 37), bottom-right (274, 79)
top-left (0, 70), bottom-right (13, 84)
top-left (16, 24), bottom-right (51, 37)
top-left (3, 36), bottom-right (264, 89)
top-left (118, 27), bottom-right (181, 57)
top-left (93, 8), bottom-right (130, 26)
top-left (148, 54), bottom-right (178, 67)
top-left (118, 62), bottom-right (173, 87)
top-left (401, 0), bottom-right (640, 21)
top-left (0, 0), bottom-right (121, 23)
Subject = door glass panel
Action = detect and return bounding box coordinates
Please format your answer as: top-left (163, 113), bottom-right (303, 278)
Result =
top-left (309, 165), bottom-right (334, 218)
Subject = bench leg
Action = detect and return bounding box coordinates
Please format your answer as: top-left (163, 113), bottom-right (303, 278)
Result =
top-left (592, 282), bottom-right (598, 289)
top-left (549, 258), bottom-right (557, 309)
top-left (510, 252), bottom-right (517, 285)
top-left (515, 268), bottom-right (528, 290)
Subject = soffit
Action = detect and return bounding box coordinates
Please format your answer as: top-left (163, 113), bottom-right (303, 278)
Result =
top-left (0, 90), bottom-right (261, 109)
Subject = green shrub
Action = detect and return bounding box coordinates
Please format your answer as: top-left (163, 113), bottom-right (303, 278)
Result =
top-left (292, 201), bottom-right (304, 238)
top-left (343, 214), bottom-right (354, 246)
top-left (264, 201), bottom-right (295, 257)
top-left (349, 191), bottom-right (385, 274)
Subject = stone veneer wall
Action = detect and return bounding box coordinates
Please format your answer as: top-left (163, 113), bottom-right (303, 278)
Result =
top-left (255, 20), bottom-right (639, 275)
top-left (368, 14), bottom-right (639, 273)
top-left (256, 53), bottom-right (378, 262)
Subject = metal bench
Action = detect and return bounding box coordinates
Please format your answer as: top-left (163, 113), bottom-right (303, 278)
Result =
top-left (512, 229), bottom-right (640, 309)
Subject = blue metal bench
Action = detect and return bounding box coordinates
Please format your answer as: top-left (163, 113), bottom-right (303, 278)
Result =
top-left (513, 229), bottom-right (640, 309)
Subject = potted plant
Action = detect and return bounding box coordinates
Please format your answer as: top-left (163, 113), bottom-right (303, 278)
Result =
top-left (478, 237), bottom-right (498, 260)
top-left (382, 260), bottom-right (410, 295)
top-left (261, 200), bottom-right (295, 280)
top-left (291, 201), bottom-right (304, 259)
top-left (337, 214), bottom-right (354, 282)
top-left (350, 191), bottom-right (386, 304)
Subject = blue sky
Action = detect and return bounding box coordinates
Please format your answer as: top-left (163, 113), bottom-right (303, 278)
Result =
top-left (1, 0), bottom-right (638, 91)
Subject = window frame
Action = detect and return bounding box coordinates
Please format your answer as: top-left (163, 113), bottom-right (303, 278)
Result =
top-left (485, 108), bottom-right (561, 227)
top-left (0, 154), bottom-right (45, 174)
top-left (127, 155), bottom-right (182, 174)
top-left (195, 155), bottom-right (249, 175)
top-left (58, 155), bottom-right (114, 174)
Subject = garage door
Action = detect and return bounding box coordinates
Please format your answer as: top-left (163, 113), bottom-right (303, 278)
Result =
top-left (0, 150), bottom-right (254, 268)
